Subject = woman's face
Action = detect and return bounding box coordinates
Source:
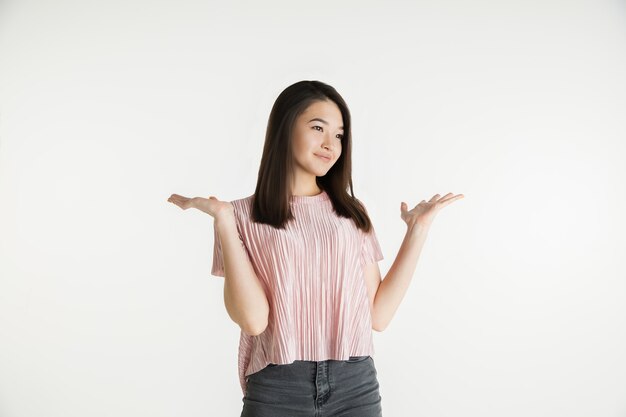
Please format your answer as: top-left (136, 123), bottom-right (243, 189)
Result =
top-left (291, 99), bottom-right (344, 180)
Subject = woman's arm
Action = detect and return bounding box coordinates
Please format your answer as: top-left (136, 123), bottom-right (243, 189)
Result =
top-left (365, 223), bottom-right (430, 332)
top-left (364, 192), bottom-right (464, 331)
top-left (214, 213), bottom-right (269, 336)
top-left (167, 193), bottom-right (270, 336)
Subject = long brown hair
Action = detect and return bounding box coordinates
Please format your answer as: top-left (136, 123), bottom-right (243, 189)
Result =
top-left (252, 80), bottom-right (374, 233)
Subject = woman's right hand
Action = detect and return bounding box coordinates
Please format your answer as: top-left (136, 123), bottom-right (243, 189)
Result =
top-left (167, 193), bottom-right (234, 221)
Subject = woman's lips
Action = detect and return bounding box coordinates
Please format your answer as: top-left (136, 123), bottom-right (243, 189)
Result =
top-left (315, 154), bottom-right (331, 162)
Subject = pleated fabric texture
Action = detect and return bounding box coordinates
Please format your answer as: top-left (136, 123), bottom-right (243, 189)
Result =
top-left (211, 190), bottom-right (384, 396)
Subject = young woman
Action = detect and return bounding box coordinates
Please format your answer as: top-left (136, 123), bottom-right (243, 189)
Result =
top-left (167, 80), bottom-right (464, 416)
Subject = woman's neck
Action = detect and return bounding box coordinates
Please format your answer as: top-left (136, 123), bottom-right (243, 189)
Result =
top-left (291, 184), bottom-right (323, 197)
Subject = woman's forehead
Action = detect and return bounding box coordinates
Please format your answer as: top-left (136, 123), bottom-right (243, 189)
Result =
top-left (301, 101), bottom-right (343, 127)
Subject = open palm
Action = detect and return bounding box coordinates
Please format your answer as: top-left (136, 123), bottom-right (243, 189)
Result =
top-left (400, 192), bottom-right (464, 229)
top-left (167, 194), bottom-right (233, 219)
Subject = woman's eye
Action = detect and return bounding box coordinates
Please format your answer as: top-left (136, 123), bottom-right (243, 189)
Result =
top-left (313, 126), bottom-right (343, 140)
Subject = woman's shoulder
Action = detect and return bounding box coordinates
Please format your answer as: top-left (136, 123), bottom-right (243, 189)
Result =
top-left (227, 193), bottom-right (255, 218)
top-left (228, 193), bottom-right (254, 204)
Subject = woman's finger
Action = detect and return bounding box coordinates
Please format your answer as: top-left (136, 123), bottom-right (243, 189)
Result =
top-left (438, 194), bottom-right (464, 207)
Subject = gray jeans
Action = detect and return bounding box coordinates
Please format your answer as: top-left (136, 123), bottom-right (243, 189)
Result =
top-left (240, 356), bottom-right (383, 417)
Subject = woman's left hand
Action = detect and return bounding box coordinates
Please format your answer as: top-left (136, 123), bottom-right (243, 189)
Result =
top-left (400, 192), bottom-right (464, 230)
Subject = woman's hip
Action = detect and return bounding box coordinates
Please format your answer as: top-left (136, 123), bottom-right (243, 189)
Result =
top-left (241, 356), bottom-right (382, 417)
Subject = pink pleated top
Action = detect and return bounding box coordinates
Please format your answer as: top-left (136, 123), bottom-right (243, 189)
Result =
top-left (210, 190), bottom-right (384, 396)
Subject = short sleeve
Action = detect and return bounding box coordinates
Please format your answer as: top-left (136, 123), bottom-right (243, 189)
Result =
top-left (356, 197), bottom-right (384, 267)
top-left (361, 225), bottom-right (384, 267)
top-left (210, 202), bottom-right (249, 278)
top-left (211, 226), bottom-right (225, 277)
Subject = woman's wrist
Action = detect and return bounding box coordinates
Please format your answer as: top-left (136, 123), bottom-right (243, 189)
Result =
top-left (407, 221), bottom-right (430, 236)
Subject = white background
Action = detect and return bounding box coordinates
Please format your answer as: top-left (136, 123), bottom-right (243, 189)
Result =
top-left (1, 0), bottom-right (625, 416)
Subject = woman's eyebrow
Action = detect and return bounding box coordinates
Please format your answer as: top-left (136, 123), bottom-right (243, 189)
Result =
top-left (308, 118), bottom-right (344, 130)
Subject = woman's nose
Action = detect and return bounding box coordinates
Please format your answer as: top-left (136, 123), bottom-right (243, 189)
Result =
top-left (322, 135), bottom-right (333, 149)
